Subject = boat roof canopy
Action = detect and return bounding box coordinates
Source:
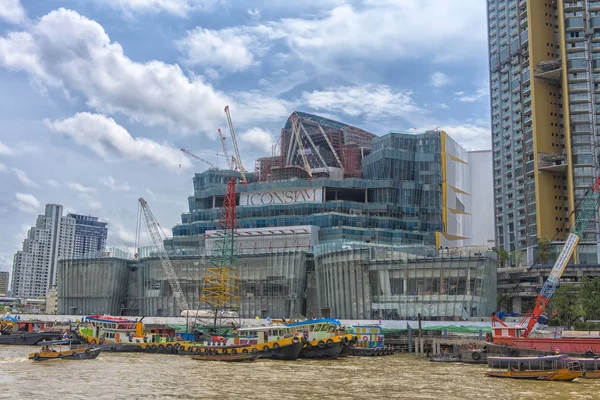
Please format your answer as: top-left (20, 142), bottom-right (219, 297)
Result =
top-left (39, 340), bottom-right (73, 345)
top-left (285, 318), bottom-right (341, 327)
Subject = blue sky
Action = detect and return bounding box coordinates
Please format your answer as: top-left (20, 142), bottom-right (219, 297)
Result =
top-left (0, 0), bottom-right (490, 273)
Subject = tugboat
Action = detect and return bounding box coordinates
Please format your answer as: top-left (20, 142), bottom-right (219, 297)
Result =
top-left (1, 314), bottom-right (61, 345)
top-left (29, 340), bottom-right (102, 361)
top-left (346, 325), bottom-right (394, 356)
top-left (285, 318), bottom-right (354, 359)
top-left (179, 325), bottom-right (305, 360)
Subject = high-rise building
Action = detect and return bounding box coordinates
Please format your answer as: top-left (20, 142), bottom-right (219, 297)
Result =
top-left (488, 0), bottom-right (600, 262)
top-left (174, 112), bottom-right (494, 248)
top-left (0, 271), bottom-right (9, 296)
top-left (11, 204), bottom-right (75, 298)
top-left (68, 214), bottom-right (108, 257)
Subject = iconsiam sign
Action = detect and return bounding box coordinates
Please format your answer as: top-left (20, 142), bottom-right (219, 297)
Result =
top-left (240, 187), bottom-right (323, 206)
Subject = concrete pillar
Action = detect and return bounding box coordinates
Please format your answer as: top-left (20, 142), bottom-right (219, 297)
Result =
top-left (443, 329), bottom-right (448, 340)
top-left (479, 329), bottom-right (483, 341)
top-left (420, 337), bottom-right (424, 357)
top-left (408, 325), bottom-right (412, 353)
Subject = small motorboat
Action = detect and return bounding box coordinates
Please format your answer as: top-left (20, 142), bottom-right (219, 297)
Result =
top-left (485, 354), bottom-right (582, 381)
top-left (29, 340), bottom-right (102, 361)
top-left (191, 353), bottom-right (259, 363)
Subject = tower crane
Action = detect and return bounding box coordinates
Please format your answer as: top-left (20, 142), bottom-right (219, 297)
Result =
top-left (290, 113), bottom-right (312, 178)
top-left (224, 105), bottom-right (247, 185)
top-left (217, 128), bottom-right (234, 170)
top-left (501, 176), bottom-right (600, 337)
top-left (180, 148), bottom-right (219, 170)
top-left (138, 198), bottom-right (190, 313)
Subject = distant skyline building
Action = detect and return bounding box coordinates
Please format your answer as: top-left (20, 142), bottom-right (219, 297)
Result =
top-left (11, 205), bottom-right (109, 298)
top-left (68, 214), bottom-right (108, 258)
top-left (487, 0), bottom-right (600, 262)
top-left (0, 271), bottom-right (9, 296)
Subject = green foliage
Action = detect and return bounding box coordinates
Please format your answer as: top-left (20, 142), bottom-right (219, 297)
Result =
top-left (492, 247), bottom-right (509, 268)
top-left (548, 277), bottom-right (600, 327)
top-left (536, 238), bottom-right (552, 265)
top-left (497, 293), bottom-right (510, 311)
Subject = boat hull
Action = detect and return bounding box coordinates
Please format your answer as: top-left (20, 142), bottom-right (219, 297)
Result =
top-left (29, 348), bottom-right (102, 361)
top-left (484, 369), bottom-right (581, 381)
top-left (192, 354), bottom-right (259, 362)
top-left (0, 331), bottom-right (61, 345)
top-left (492, 337), bottom-right (600, 356)
top-left (300, 341), bottom-right (342, 359)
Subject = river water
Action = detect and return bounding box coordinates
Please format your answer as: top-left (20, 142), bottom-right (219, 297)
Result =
top-left (0, 346), bottom-right (598, 399)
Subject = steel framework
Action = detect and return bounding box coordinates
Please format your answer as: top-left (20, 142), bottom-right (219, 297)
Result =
top-left (200, 178), bottom-right (240, 324)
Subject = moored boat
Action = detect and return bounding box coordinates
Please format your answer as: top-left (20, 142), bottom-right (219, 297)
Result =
top-left (28, 340), bottom-right (102, 361)
top-left (485, 354), bottom-right (582, 381)
top-left (347, 325), bottom-right (394, 356)
top-left (568, 357), bottom-right (600, 379)
top-left (191, 353), bottom-right (259, 362)
top-left (285, 318), bottom-right (354, 359)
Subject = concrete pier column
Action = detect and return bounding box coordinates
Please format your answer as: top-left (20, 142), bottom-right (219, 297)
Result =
top-left (408, 325), bottom-right (412, 353)
top-left (420, 338), bottom-right (424, 357)
top-left (443, 329), bottom-right (448, 340)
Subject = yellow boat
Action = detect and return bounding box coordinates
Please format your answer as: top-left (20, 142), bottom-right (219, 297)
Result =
top-left (485, 355), bottom-right (582, 381)
top-left (29, 340), bottom-right (102, 361)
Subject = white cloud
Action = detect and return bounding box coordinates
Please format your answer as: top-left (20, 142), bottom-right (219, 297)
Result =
top-left (247, 8), bottom-right (260, 19)
top-left (46, 179), bottom-right (60, 187)
top-left (101, 0), bottom-right (220, 17)
top-left (240, 128), bottom-right (275, 153)
top-left (455, 88), bottom-right (488, 103)
top-left (109, 223), bottom-right (137, 248)
top-left (437, 103), bottom-right (449, 109)
top-left (0, 9), bottom-right (288, 135)
top-left (176, 27), bottom-right (258, 71)
top-left (410, 123), bottom-right (491, 151)
top-left (302, 84), bottom-right (423, 120)
top-left (102, 176), bottom-right (131, 191)
top-left (0, 162), bottom-right (6, 172)
top-left (46, 112), bottom-right (193, 171)
top-left (11, 167), bottom-right (38, 187)
top-left (14, 193), bottom-right (40, 213)
top-left (0, 141), bottom-right (15, 155)
top-left (145, 187), bottom-right (156, 197)
top-left (0, 0), bottom-right (26, 25)
top-left (79, 193), bottom-right (102, 210)
top-left (67, 181), bottom-right (96, 193)
top-left (430, 72), bottom-right (451, 88)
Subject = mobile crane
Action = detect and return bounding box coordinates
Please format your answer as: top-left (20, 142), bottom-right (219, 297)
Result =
top-left (493, 176), bottom-right (600, 338)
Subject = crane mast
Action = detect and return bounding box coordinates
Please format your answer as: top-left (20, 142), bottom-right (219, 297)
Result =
top-left (138, 198), bottom-right (190, 313)
top-left (521, 176), bottom-right (600, 337)
top-left (290, 114), bottom-right (312, 178)
top-left (217, 128), bottom-right (234, 170)
top-left (180, 148), bottom-right (219, 169)
top-left (224, 106), bottom-right (247, 184)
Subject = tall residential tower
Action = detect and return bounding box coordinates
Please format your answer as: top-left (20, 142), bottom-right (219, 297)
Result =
top-left (68, 214), bottom-right (108, 257)
top-left (488, 0), bottom-right (600, 262)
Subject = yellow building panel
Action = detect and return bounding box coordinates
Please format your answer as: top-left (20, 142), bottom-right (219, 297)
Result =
top-left (449, 185), bottom-right (471, 196)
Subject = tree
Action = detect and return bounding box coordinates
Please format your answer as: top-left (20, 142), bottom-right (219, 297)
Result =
top-left (548, 285), bottom-right (581, 328)
top-left (536, 238), bottom-right (552, 265)
top-left (578, 277), bottom-right (600, 322)
top-left (497, 293), bottom-right (510, 312)
top-left (492, 247), bottom-right (509, 268)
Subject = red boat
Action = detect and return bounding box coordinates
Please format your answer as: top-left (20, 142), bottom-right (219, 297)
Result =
top-left (489, 177), bottom-right (600, 357)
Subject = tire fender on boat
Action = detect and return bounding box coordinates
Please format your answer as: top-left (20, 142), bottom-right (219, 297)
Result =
top-left (242, 348), bottom-right (249, 354)
top-left (585, 351), bottom-right (595, 358)
top-left (318, 340), bottom-right (325, 349)
top-left (471, 351), bottom-right (481, 360)
top-left (326, 339), bottom-right (334, 347)
top-left (251, 348), bottom-right (258, 355)
top-left (353, 349), bottom-right (360, 356)
top-left (262, 345), bottom-right (269, 352)
top-left (34, 353), bottom-right (40, 360)
top-left (292, 337), bottom-right (300, 344)
top-left (273, 342), bottom-right (280, 349)
top-left (341, 336), bottom-right (349, 345)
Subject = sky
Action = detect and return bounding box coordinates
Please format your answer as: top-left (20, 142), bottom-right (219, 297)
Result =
top-left (0, 0), bottom-right (491, 274)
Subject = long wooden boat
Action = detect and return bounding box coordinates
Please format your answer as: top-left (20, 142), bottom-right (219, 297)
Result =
top-left (568, 358), bottom-right (600, 379)
top-left (191, 353), bottom-right (259, 362)
top-left (29, 340), bottom-right (102, 361)
top-left (485, 354), bottom-right (582, 381)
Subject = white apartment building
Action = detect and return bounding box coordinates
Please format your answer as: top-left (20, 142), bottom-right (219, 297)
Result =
top-left (11, 204), bottom-right (76, 298)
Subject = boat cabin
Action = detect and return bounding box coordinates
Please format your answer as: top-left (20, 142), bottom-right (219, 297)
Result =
top-left (230, 325), bottom-right (294, 346)
top-left (285, 318), bottom-right (343, 343)
top-left (349, 325), bottom-right (384, 348)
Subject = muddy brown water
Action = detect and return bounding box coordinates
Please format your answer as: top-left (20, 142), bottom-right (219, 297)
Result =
top-left (1, 346), bottom-right (599, 399)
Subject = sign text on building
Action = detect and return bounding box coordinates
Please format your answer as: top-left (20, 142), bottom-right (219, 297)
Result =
top-left (240, 187), bottom-right (323, 206)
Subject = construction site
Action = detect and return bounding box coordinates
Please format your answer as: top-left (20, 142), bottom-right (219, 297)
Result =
top-left (57, 108), bottom-right (496, 320)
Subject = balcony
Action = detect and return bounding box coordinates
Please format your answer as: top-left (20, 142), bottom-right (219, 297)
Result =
top-left (535, 58), bottom-right (562, 81)
top-left (538, 152), bottom-right (568, 172)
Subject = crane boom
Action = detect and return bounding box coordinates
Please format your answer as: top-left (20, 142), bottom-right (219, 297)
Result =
top-left (138, 198), bottom-right (190, 312)
top-left (180, 148), bottom-right (219, 169)
top-left (224, 106), bottom-right (247, 184)
top-left (521, 176), bottom-right (600, 337)
top-left (217, 128), bottom-right (234, 170)
top-left (290, 114), bottom-right (312, 178)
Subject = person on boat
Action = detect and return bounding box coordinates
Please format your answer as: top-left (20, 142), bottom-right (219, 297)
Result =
top-left (519, 363), bottom-right (525, 371)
